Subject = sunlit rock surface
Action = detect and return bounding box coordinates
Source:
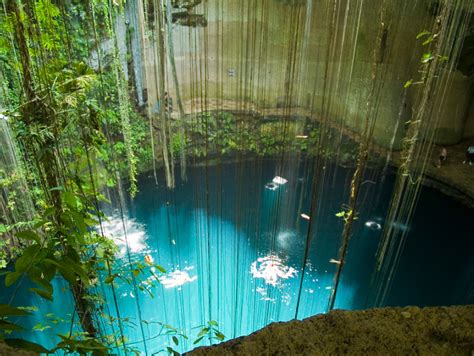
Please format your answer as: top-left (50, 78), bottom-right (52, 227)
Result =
top-left (189, 305), bottom-right (474, 355)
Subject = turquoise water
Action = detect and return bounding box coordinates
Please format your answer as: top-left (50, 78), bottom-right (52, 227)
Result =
top-left (2, 156), bottom-right (473, 354)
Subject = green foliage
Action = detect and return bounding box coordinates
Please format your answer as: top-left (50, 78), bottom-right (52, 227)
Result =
top-left (53, 334), bottom-right (108, 355)
top-left (187, 112), bottom-right (323, 157)
top-left (193, 320), bottom-right (225, 345)
top-left (415, 30), bottom-right (431, 39)
top-left (4, 338), bottom-right (50, 353)
top-left (171, 133), bottom-right (187, 156)
top-left (404, 29), bottom-right (449, 89)
top-left (0, 1), bottom-right (227, 354)
top-left (403, 79), bottom-right (413, 88)
top-left (0, 304), bottom-right (37, 345)
top-left (335, 207), bottom-right (358, 223)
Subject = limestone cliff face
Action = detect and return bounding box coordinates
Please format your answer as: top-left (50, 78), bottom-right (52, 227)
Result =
top-left (131, 0), bottom-right (473, 148)
top-left (189, 305), bottom-right (474, 355)
top-left (463, 98), bottom-right (474, 139)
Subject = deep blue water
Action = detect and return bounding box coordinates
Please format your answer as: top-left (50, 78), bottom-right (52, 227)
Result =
top-left (2, 156), bottom-right (473, 354)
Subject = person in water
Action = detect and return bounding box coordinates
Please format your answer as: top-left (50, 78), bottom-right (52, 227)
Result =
top-left (437, 147), bottom-right (447, 168)
top-left (463, 145), bottom-right (474, 165)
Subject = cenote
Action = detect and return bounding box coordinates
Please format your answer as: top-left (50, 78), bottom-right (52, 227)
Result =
top-left (2, 155), bottom-right (473, 354)
top-left (1, 0), bottom-right (473, 354)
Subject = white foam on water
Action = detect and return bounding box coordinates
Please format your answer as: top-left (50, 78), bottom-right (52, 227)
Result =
top-left (159, 269), bottom-right (198, 289)
top-left (264, 182), bottom-right (278, 190)
top-left (272, 176), bottom-right (288, 185)
top-left (250, 254), bottom-right (297, 286)
top-left (99, 215), bottom-right (149, 257)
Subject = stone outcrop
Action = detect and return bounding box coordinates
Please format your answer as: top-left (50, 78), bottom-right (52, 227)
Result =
top-left (132, 0), bottom-right (473, 149)
top-left (189, 305), bottom-right (474, 355)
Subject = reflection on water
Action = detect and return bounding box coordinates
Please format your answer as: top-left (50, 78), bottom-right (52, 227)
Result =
top-left (276, 230), bottom-right (296, 249)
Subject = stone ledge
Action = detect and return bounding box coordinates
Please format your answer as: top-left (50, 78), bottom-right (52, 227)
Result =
top-left (189, 305), bottom-right (474, 355)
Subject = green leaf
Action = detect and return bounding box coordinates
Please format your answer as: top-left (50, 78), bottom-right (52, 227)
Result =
top-left (416, 30), bottom-right (431, 39)
top-left (17, 306), bottom-right (38, 313)
top-left (438, 55), bottom-right (449, 62)
top-left (14, 244), bottom-right (41, 273)
top-left (197, 327), bottom-right (209, 338)
top-left (63, 257), bottom-right (89, 285)
top-left (164, 324), bottom-right (177, 332)
top-left (0, 304), bottom-right (31, 317)
top-left (33, 219), bottom-right (48, 229)
top-left (69, 210), bottom-right (87, 235)
top-left (43, 207), bottom-right (56, 217)
top-left (403, 79), bottom-right (413, 88)
top-left (62, 192), bottom-right (77, 208)
top-left (208, 320), bottom-right (218, 326)
top-left (335, 211), bottom-right (345, 217)
top-left (58, 268), bottom-right (76, 284)
top-left (15, 230), bottom-right (41, 244)
top-left (33, 323), bottom-right (51, 331)
top-left (215, 331), bottom-right (225, 341)
top-left (0, 224), bottom-right (8, 234)
top-left (154, 264), bottom-right (166, 273)
top-left (422, 36), bottom-right (433, 46)
top-left (0, 320), bottom-right (24, 331)
top-left (5, 272), bottom-right (21, 287)
top-left (30, 287), bottom-right (53, 301)
top-left (84, 218), bottom-right (99, 227)
top-left (4, 338), bottom-right (50, 353)
top-left (166, 346), bottom-right (179, 356)
top-left (421, 53), bottom-right (434, 63)
top-left (193, 336), bottom-right (204, 345)
top-left (172, 336), bottom-right (179, 345)
top-left (49, 186), bottom-right (64, 191)
top-left (41, 261), bottom-right (57, 281)
top-left (28, 269), bottom-right (53, 294)
top-left (105, 275), bottom-right (116, 284)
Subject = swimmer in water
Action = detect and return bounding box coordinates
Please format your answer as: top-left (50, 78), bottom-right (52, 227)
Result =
top-left (365, 220), bottom-right (382, 230)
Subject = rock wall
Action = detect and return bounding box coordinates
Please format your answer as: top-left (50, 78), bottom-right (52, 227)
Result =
top-left (131, 0), bottom-right (472, 149)
top-left (463, 98), bottom-right (474, 139)
top-left (430, 70), bottom-right (472, 145)
top-left (189, 305), bottom-right (474, 355)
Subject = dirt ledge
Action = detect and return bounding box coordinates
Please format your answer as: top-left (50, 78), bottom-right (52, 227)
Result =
top-left (189, 305), bottom-right (474, 356)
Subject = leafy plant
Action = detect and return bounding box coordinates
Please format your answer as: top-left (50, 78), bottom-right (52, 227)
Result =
top-left (193, 320), bottom-right (225, 345)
